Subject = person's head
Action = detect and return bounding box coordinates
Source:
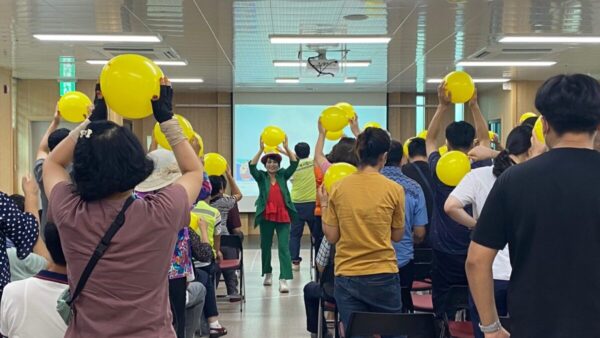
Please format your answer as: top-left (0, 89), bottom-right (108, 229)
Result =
top-left (48, 128), bottom-right (70, 151)
top-left (8, 194), bottom-right (25, 212)
top-left (492, 125), bottom-right (533, 177)
top-left (294, 142), bottom-right (310, 159)
top-left (261, 153), bottom-right (282, 174)
top-left (73, 121), bottom-right (154, 201)
top-left (220, 175), bottom-right (228, 190)
top-left (209, 175), bottom-right (225, 197)
top-left (326, 137), bottom-right (359, 166)
top-left (445, 121), bottom-right (475, 152)
top-left (535, 74), bottom-right (600, 147)
top-left (385, 140), bottom-right (403, 167)
top-left (44, 222), bottom-right (66, 267)
top-left (521, 116), bottom-right (538, 128)
top-left (355, 127), bottom-right (391, 169)
top-left (407, 137), bottom-right (427, 160)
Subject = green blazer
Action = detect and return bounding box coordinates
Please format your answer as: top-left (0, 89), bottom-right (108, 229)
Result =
top-left (249, 160), bottom-right (299, 227)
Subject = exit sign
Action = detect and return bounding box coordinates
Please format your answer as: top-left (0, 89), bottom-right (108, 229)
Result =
top-left (58, 56), bottom-right (76, 96)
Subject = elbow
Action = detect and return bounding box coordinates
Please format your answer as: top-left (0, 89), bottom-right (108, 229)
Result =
top-left (443, 201), bottom-right (453, 215)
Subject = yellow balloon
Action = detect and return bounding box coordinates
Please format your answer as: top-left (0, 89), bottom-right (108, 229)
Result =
top-left (435, 151), bottom-right (471, 186)
top-left (264, 145), bottom-right (279, 154)
top-left (204, 153), bottom-right (227, 176)
top-left (323, 162), bottom-right (357, 192)
top-left (439, 145), bottom-right (449, 155)
top-left (443, 70), bottom-right (475, 104)
top-left (519, 112), bottom-right (538, 124)
top-left (533, 117), bottom-right (545, 144)
top-left (363, 121), bottom-right (382, 130)
top-left (336, 102), bottom-right (356, 120)
top-left (403, 138), bottom-right (414, 157)
top-left (417, 130), bottom-right (428, 139)
top-left (488, 131), bottom-right (497, 141)
top-left (189, 212), bottom-right (199, 234)
top-left (194, 132), bottom-right (204, 157)
top-left (153, 114), bottom-right (194, 150)
top-left (321, 106), bottom-right (348, 132)
top-left (58, 91), bottom-right (92, 123)
top-left (262, 126), bottom-right (286, 147)
top-left (326, 130), bottom-right (344, 141)
top-left (100, 54), bottom-right (164, 119)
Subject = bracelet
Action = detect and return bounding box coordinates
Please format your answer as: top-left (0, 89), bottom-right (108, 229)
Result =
top-left (160, 119), bottom-right (186, 147)
top-left (320, 205), bottom-right (328, 208)
top-left (479, 320), bottom-right (502, 333)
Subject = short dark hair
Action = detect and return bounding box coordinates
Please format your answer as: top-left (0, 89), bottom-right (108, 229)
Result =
top-left (355, 127), bottom-right (391, 167)
top-left (408, 138), bottom-right (427, 158)
top-left (294, 142), bottom-right (310, 159)
top-left (326, 137), bottom-right (359, 166)
top-left (535, 74), bottom-right (600, 135)
top-left (221, 175), bottom-right (228, 190)
top-left (260, 153), bottom-right (282, 166)
top-left (209, 175), bottom-right (224, 197)
top-left (445, 121), bottom-right (475, 151)
top-left (385, 140), bottom-right (403, 166)
top-left (48, 128), bottom-right (70, 151)
top-left (44, 222), bottom-right (66, 266)
top-left (521, 116), bottom-right (538, 128)
top-left (8, 194), bottom-right (25, 212)
top-left (72, 121), bottom-right (154, 201)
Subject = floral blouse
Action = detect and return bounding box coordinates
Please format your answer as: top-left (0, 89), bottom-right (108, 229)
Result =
top-left (168, 227), bottom-right (194, 281)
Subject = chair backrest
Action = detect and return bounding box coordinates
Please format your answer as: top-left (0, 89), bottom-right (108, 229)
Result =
top-left (446, 285), bottom-right (470, 312)
top-left (414, 248), bottom-right (433, 263)
top-left (413, 261), bottom-right (432, 281)
top-left (345, 312), bottom-right (436, 338)
top-left (220, 234), bottom-right (243, 250)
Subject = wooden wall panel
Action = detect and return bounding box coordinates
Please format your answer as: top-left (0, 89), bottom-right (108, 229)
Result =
top-left (0, 68), bottom-right (14, 193)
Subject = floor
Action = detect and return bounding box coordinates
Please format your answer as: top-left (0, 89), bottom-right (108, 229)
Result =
top-left (213, 235), bottom-right (315, 338)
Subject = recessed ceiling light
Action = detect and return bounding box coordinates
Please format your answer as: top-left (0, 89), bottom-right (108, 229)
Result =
top-left (499, 36), bottom-right (600, 43)
top-left (169, 78), bottom-right (204, 83)
top-left (269, 35), bottom-right (391, 44)
top-left (457, 61), bottom-right (556, 67)
top-left (86, 60), bottom-right (187, 66)
top-left (344, 77), bottom-right (357, 84)
top-left (33, 34), bottom-right (161, 42)
top-left (273, 60), bottom-right (371, 67)
top-left (427, 78), bottom-right (510, 84)
top-left (343, 14), bottom-right (369, 21)
top-left (275, 78), bottom-right (300, 84)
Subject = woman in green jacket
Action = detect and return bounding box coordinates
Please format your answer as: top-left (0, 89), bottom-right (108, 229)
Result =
top-left (249, 135), bottom-right (298, 293)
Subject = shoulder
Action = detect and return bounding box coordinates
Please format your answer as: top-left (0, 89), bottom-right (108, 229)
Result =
top-left (2, 279), bottom-right (27, 298)
top-left (397, 175), bottom-right (424, 200)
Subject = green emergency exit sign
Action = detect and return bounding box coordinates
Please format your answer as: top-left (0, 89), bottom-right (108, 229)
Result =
top-left (59, 56), bottom-right (76, 96)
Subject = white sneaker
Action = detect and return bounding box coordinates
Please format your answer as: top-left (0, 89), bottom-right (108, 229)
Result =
top-left (263, 273), bottom-right (272, 286)
top-left (279, 279), bottom-right (289, 293)
top-left (292, 262), bottom-right (300, 271)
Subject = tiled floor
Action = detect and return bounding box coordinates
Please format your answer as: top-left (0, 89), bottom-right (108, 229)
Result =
top-left (212, 236), bottom-right (315, 338)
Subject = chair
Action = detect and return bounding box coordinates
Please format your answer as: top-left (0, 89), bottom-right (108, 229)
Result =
top-left (412, 293), bottom-right (434, 313)
top-left (345, 312), bottom-right (436, 338)
top-left (499, 316), bottom-right (511, 332)
top-left (217, 234), bottom-right (245, 312)
top-left (412, 249), bottom-right (433, 291)
top-left (444, 285), bottom-right (474, 338)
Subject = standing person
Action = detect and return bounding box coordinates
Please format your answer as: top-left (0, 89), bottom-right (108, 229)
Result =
top-left (425, 83), bottom-right (491, 319)
top-left (445, 125), bottom-right (542, 338)
top-left (249, 136), bottom-right (298, 293)
top-left (467, 74), bottom-right (600, 338)
top-left (43, 79), bottom-right (204, 337)
top-left (381, 140), bottom-right (428, 312)
top-left (319, 127), bottom-right (405, 335)
top-left (289, 142), bottom-right (319, 271)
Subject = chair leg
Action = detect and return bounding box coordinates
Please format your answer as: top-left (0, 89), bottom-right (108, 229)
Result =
top-left (239, 268), bottom-right (244, 312)
top-left (334, 307), bottom-right (340, 338)
top-left (317, 299), bottom-right (324, 338)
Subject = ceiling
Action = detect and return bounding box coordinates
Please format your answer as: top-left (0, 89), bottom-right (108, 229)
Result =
top-left (1, 0), bottom-right (600, 93)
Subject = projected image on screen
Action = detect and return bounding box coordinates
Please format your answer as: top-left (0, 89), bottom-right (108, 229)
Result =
top-left (233, 104), bottom-right (386, 210)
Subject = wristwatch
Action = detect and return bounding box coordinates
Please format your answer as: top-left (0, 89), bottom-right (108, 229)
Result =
top-left (479, 320), bottom-right (502, 333)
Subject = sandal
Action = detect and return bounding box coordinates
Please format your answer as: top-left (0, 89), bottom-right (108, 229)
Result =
top-left (209, 326), bottom-right (228, 338)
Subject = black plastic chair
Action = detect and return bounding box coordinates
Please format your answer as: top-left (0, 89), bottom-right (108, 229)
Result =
top-left (217, 234), bottom-right (245, 312)
top-left (345, 312), bottom-right (436, 338)
top-left (499, 316), bottom-right (511, 332)
top-left (443, 285), bottom-right (474, 338)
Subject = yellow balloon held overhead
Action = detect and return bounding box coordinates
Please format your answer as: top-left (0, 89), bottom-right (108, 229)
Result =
top-left (321, 106), bottom-right (348, 132)
top-left (363, 121), bottom-right (382, 130)
top-left (326, 130), bottom-right (344, 141)
top-left (417, 130), bottom-right (428, 139)
top-left (58, 91), bottom-right (92, 123)
top-left (100, 54), bottom-right (164, 120)
top-left (519, 112), bottom-right (538, 124)
top-left (323, 163), bottom-right (357, 193)
top-left (443, 70), bottom-right (475, 104)
top-left (488, 131), bottom-right (497, 141)
top-left (204, 153), bottom-right (227, 176)
top-left (153, 114), bottom-right (194, 150)
top-left (336, 102), bottom-right (356, 120)
top-left (264, 145), bottom-right (279, 154)
top-left (194, 133), bottom-right (204, 157)
top-left (439, 145), bottom-right (449, 155)
top-left (436, 151), bottom-right (471, 187)
top-left (403, 138), bottom-right (414, 157)
top-left (262, 126), bottom-right (286, 147)
top-left (533, 117), bottom-right (545, 144)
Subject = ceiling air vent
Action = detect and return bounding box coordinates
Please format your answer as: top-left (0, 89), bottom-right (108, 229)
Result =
top-left (501, 48), bottom-right (554, 54)
top-left (86, 46), bottom-right (181, 62)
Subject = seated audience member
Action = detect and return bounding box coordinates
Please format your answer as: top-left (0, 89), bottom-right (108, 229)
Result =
top-left (0, 222), bottom-right (68, 338)
top-left (381, 140), bottom-right (428, 312)
top-left (319, 127), bottom-right (405, 334)
top-left (467, 74), bottom-right (600, 338)
top-left (225, 200), bottom-right (243, 236)
top-left (185, 281), bottom-right (206, 338)
top-left (43, 79), bottom-right (203, 337)
top-left (303, 238), bottom-right (334, 338)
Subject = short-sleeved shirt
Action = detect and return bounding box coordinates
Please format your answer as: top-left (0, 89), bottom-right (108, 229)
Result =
top-left (473, 148), bottom-right (600, 338)
top-left (48, 182), bottom-right (189, 338)
top-left (7, 248), bottom-right (47, 282)
top-left (323, 171), bottom-right (405, 276)
top-left (0, 193), bottom-right (39, 292)
top-left (428, 151), bottom-right (490, 255)
top-left (192, 201), bottom-right (221, 259)
top-left (291, 158), bottom-right (317, 203)
top-left (381, 166), bottom-right (428, 268)
top-left (265, 183), bottom-right (291, 223)
top-left (168, 228), bottom-right (194, 281)
top-left (210, 195), bottom-right (237, 234)
top-left (225, 202), bottom-right (242, 233)
top-left (449, 166), bottom-right (511, 280)
top-left (34, 159), bottom-right (71, 229)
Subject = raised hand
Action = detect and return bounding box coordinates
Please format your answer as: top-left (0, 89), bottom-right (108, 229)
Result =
top-left (151, 77), bottom-right (174, 123)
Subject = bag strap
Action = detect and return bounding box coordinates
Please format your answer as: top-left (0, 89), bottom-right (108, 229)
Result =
top-left (412, 163), bottom-right (434, 197)
top-left (68, 196), bottom-right (135, 305)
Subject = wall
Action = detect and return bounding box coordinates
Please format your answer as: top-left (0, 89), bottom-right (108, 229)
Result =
top-left (0, 68), bottom-right (13, 193)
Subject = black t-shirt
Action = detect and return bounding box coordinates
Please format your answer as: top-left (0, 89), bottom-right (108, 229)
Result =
top-left (402, 161), bottom-right (434, 223)
top-left (473, 148), bottom-right (600, 338)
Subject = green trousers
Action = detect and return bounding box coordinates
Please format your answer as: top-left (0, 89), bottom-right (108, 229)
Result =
top-left (259, 220), bottom-right (293, 280)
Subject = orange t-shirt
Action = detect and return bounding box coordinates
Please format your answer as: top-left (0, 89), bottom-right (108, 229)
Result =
top-left (314, 165), bottom-right (324, 216)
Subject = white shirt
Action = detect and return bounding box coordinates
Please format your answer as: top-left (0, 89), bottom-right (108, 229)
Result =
top-left (450, 166), bottom-right (512, 281)
top-left (0, 273), bottom-right (68, 338)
